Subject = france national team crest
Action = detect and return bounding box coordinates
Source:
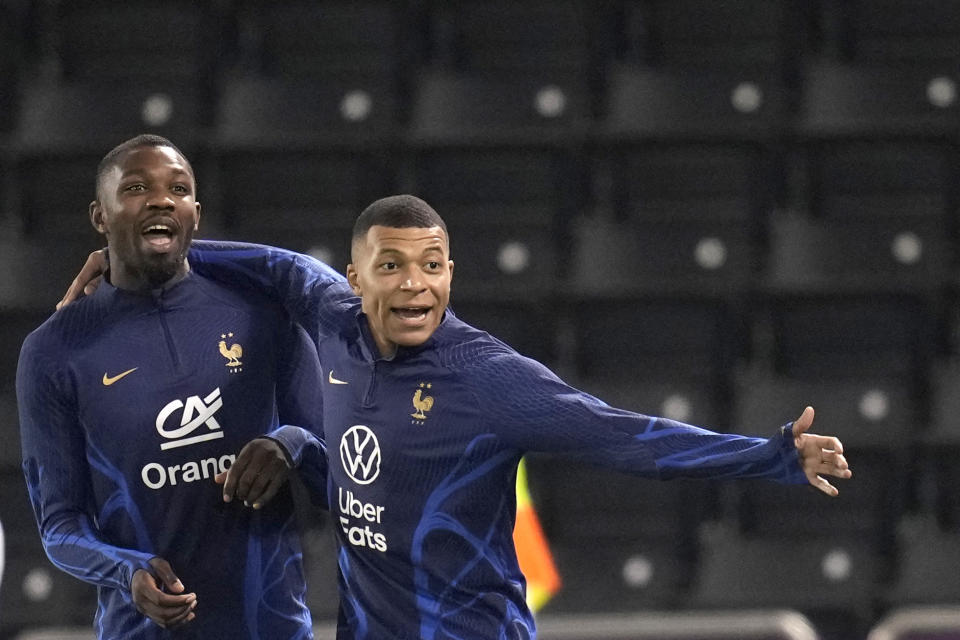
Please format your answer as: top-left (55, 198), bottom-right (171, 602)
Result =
top-left (218, 332), bottom-right (243, 373)
top-left (411, 382), bottom-right (434, 424)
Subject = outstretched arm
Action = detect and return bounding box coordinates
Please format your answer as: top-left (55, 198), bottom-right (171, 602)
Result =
top-left (479, 353), bottom-right (851, 493)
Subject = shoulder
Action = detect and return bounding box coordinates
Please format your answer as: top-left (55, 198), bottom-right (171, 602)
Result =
top-left (436, 314), bottom-right (553, 382)
top-left (20, 293), bottom-right (103, 358)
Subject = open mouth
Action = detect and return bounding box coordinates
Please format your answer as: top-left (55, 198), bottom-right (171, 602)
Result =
top-left (142, 222), bottom-right (176, 248)
top-left (392, 306), bottom-right (430, 322)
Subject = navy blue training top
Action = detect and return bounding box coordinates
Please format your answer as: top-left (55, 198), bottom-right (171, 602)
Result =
top-left (191, 240), bottom-right (808, 640)
top-left (17, 271), bottom-right (325, 639)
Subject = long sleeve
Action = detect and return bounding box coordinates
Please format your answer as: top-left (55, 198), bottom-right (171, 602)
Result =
top-left (471, 351), bottom-right (806, 484)
top-left (16, 336), bottom-right (154, 599)
top-left (269, 319), bottom-right (329, 505)
top-left (188, 240), bottom-right (350, 344)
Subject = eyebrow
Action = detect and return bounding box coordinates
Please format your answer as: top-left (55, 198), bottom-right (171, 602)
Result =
top-left (375, 244), bottom-right (445, 258)
top-left (120, 167), bottom-right (191, 179)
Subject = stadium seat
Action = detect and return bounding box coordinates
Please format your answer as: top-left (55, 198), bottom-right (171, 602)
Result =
top-left (689, 521), bottom-right (878, 640)
top-left (44, 0), bottom-right (220, 85)
top-left (568, 216), bottom-right (755, 298)
top-left (543, 538), bottom-right (690, 613)
top-left (919, 360), bottom-right (960, 530)
top-left (797, 61), bottom-right (960, 137)
top-left (427, 0), bottom-right (599, 80)
top-left (752, 293), bottom-right (933, 380)
top-left (831, 0), bottom-right (960, 64)
top-left (601, 64), bottom-right (789, 141)
top-left (733, 368), bottom-right (916, 450)
top-left (11, 79), bottom-right (204, 238)
top-left (622, 0), bottom-right (808, 75)
top-left (765, 210), bottom-right (949, 295)
top-left (884, 514), bottom-right (960, 606)
top-left (210, 74), bottom-right (400, 247)
top-left (236, 0), bottom-right (406, 81)
top-left (794, 138), bottom-right (956, 219)
top-left (570, 296), bottom-right (743, 385)
top-left (408, 70), bottom-right (591, 145)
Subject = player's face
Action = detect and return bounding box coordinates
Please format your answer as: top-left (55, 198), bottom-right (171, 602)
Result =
top-left (90, 145), bottom-right (201, 290)
top-left (347, 225), bottom-right (454, 357)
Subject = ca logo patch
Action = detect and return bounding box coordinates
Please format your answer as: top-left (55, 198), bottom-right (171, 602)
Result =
top-left (156, 388), bottom-right (224, 450)
top-left (340, 425), bottom-right (381, 485)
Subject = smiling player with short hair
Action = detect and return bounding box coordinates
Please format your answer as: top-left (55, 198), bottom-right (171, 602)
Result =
top-left (17, 135), bottom-right (335, 638)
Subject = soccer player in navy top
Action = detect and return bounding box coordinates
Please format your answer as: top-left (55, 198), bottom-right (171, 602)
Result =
top-left (63, 195), bottom-right (852, 640)
top-left (17, 135), bottom-right (330, 639)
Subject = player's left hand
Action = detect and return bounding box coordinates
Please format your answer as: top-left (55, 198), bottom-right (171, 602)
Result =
top-left (215, 438), bottom-right (292, 509)
top-left (792, 406), bottom-right (853, 496)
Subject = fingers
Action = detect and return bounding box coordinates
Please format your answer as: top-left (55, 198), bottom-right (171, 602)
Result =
top-left (57, 250), bottom-right (108, 310)
top-left (220, 439), bottom-right (291, 508)
top-left (56, 276), bottom-right (87, 310)
top-left (250, 470), bottom-right (289, 510)
top-left (131, 563), bottom-right (197, 629)
top-left (791, 406), bottom-right (815, 441)
top-left (148, 557), bottom-right (185, 594)
top-left (809, 474), bottom-right (840, 497)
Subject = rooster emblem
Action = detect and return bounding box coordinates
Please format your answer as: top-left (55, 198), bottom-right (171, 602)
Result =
top-left (219, 332), bottom-right (243, 369)
top-left (411, 382), bottom-right (434, 420)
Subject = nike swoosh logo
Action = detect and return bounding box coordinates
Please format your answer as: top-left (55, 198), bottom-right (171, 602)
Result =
top-left (328, 371), bottom-right (349, 385)
top-left (103, 368), bottom-right (138, 386)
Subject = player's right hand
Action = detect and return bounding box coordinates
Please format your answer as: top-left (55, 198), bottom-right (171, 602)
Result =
top-left (131, 557), bottom-right (197, 628)
top-left (56, 248), bottom-right (108, 310)
top-left (216, 437), bottom-right (292, 509)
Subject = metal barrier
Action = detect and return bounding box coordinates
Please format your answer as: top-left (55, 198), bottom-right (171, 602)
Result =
top-left (867, 606), bottom-right (960, 640)
top-left (534, 610), bottom-right (819, 640)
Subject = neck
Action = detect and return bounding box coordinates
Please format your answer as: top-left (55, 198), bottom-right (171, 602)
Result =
top-left (109, 259), bottom-right (190, 292)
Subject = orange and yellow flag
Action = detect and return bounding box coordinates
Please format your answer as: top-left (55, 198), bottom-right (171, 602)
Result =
top-left (514, 458), bottom-right (561, 612)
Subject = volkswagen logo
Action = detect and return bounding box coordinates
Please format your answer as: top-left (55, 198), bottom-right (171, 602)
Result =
top-left (340, 425), bottom-right (381, 485)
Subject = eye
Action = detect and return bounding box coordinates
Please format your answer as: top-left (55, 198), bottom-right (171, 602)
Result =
top-left (425, 261), bottom-right (441, 270)
top-left (124, 183), bottom-right (145, 192)
top-left (380, 262), bottom-right (398, 271)
top-left (172, 184), bottom-right (189, 194)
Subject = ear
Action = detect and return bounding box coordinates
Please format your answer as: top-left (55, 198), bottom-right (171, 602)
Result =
top-left (346, 264), bottom-right (362, 295)
top-left (194, 201), bottom-right (202, 231)
top-left (89, 200), bottom-right (107, 235)
top-left (447, 259), bottom-right (454, 280)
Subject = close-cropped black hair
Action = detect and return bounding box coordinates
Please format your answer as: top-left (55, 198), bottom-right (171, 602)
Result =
top-left (352, 195), bottom-right (449, 246)
top-left (95, 134), bottom-right (194, 198)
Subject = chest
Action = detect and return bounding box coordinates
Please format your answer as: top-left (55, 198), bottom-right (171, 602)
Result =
top-left (320, 345), bottom-right (485, 483)
top-left (73, 306), bottom-right (281, 458)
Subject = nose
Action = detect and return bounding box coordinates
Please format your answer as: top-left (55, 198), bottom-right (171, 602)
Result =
top-left (399, 267), bottom-right (424, 291)
top-left (145, 189), bottom-right (175, 210)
